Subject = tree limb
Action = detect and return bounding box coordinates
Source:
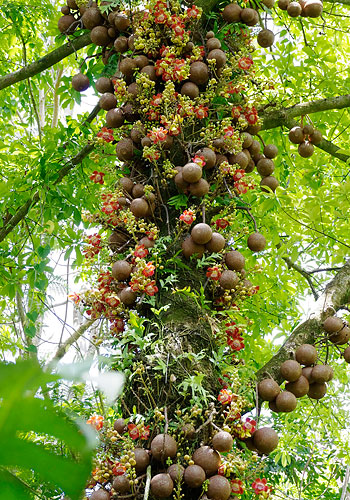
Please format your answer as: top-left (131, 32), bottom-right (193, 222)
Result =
top-left (257, 261), bottom-right (350, 383)
top-left (51, 318), bottom-right (97, 363)
top-left (0, 33), bottom-right (92, 91)
top-left (0, 104), bottom-right (100, 243)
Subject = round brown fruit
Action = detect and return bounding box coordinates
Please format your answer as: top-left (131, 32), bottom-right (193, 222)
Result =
top-left (130, 198), bottom-right (148, 218)
top-left (295, 344), bottom-right (318, 366)
top-left (308, 382), bottom-right (327, 399)
top-left (119, 57), bottom-right (138, 77)
top-left (151, 474), bottom-right (174, 498)
top-left (302, 366), bottom-right (313, 382)
top-left (311, 365), bottom-right (332, 383)
top-left (90, 491), bottom-right (110, 500)
top-left (257, 29), bottom-right (275, 48)
top-left (99, 92), bottom-right (117, 110)
top-left (207, 475), bottom-right (231, 500)
top-left (96, 77), bottom-right (113, 94)
top-left (303, 124), bottom-right (314, 135)
top-left (167, 464), bottom-right (185, 483)
top-left (207, 37), bottom-right (222, 50)
top-left (219, 270), bottom-right (239, 290)
top-left (309, 129), bottom-right (323, 144)
top-left (289, 126), bottom-right (304, 144)
top-left (229, 151), bottom-right (249, 169)
top-left (225, 250), bottom-right (245, 271)
top-left (82, 7), bottom-right (103, 29)
top-left (287, 1), bottom-right (302, 15)
top-left (113, 475), bottom-right (130, 493)
top-left (108, 231), bottom-right (129, 252)
top-left (253, 427), bottom-right (279, 454)
top-left (130, 125), bottom-right (144, 143)
top-left (71, 73), bottom-right (90, 92)
top-left (119, 177), bottom-right (134, 193)
top-left (114, 13), bottom-right (130, 31)
top-left (280, 360), bottom-right (302, 382)
top-left (260, 176), bottom-right (279, 193)
top-left (134, 448), bottom-right (150, 472)
top-left (190, 62), bottom-right (209, 85)
top-left (120, 287), bottom-right (137, 305)
top-left (192, 446), bottom-right (221, 476)
top-left (298, 141), bottom-right (314, 158)
top-left (151, 434), bottom-right (177, 461)
top-left (324, 316), bottom-right (343, 333)
top-left (61, 6), bottom-right (70, 15)
top-left (106, 108), bottom-right (124, 128)
top-left (112, 260), bottom-right (132, 281)
top-left (199, 147), bottom-right (216, 169)
top-left (182, 162), bottom-right (202, 183)
top-left (222, 3), bottom-right (242, 22)
top-left (184, 465), bottom-right (206, 488)
top-left (191, 223), bottom-right (212, 245)
top-left (91, 26), bottom-right (110, 46)
top-left (257, 158), bottom-right (275, 177)
top-left (247, 233), bottom-right (266, 252)
top-left (212, 431), bottom-right (233, 453)
top-left (269, 400), bottom-right (279, 412)
top-left (189, 178), bottom-right (210, 197)
top-left (113, 418), bottom-right (126, 434)
top-left (207, 49), bottom-right (227, 68)
top-left (139, 236), bottom-right (155, 249)
top-left (258, 378), bottom-right (280, 401)
top-left (285, 375), bottom-right (309, 398)
top-left (182, 236), bottom-right (205, 259)
top-left (240, 7), bottom-right (259, 25)
top-left (181, 82), bottom-right (200, 99)
top-left (206, 233), bottom-right (225, 253)
top-left (132, 183), bottom-right (145, 198)
top-left (278, 0), bottom-right (291, 9)
top-left (181, 423), bottom-right (196, 439)
top-left (275, 391), bottom-right (297, 412)
top-left (134, 55), bottom-right (149, 68)
top-left (116, 138), bottom-right (134, 161)
top-left (264, 144), bottom-right (278, 159)
top-left (303, 0), bottom-right (323, 16)
top-left (114, 36), bottom-right (129, 53)
top-left (58, 15), bottom-right (75, 33)
top-left (141, 65), bottom-right (157, 81)
top-left (175, 172), bottom-right (189, 192)
top-left (343, 346), bottom-right (350, 363)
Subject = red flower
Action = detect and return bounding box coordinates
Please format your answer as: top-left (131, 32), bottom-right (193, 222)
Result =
top-left (223, 126), bottom-right (235, 138)
top-left (112, 462), bottom-right (127, 475)
top-left (150, 93), bottom-right (163, 106)
top-left (128, 423), bottom-right (140, 440)
top-left (147, 127), bottom-right (168, 143)
top-left (252, 478), bottom-right (269, 495)
top-left (234, 180), bottom-right (249, 194)
top-left (171, 21), bottom-right (185, 38)
top-left (90, 171), bottom-right (105, 184)
top-left (194, 105), bottom-right (209, 119)
top-left (214, 218), bottom-right (230, 229)
top-left (154, 9), bottom-right (169, 23)
top-left (192, 155), bottom-right (206, 167)
top-left (233, 169), bottom-right (245, 181)
top-left (87, 414), bottom-right (104, 431)
top-left (231, 105), bottom-right (243, 119)
top-left (83, 246), bottom-right (100, 259)
top-left (186, 4), bottom-right (201, 17)
top-left (134, 245), bottom-right (149, 259)
top-left (142, 262), bottom-right (155, 277)
top-left (244, 106), bottom-right (258, 125)
top-left (110, 318), bottom-right (125, 335)
top-left (206, 266), bottom-right (222, 280)
top-left (218, 388), bottom-right (233, 405)
top-left (88, 233), bottom-right (102, 247)
top-left (218, 464), bottom-right (226, 476)
top-left (105, 295), bottom-right (120, 307)
top-left (145, 281), bottom-right (158, 296)
top-left (242, 417), bottom-right (257, 435)
top-left (227, 335), bottom-right (245, 351)
top-left (102, 200), bottom-right (121, 215)
top-left (97, 127), bottom-right (114, 143)
top-left (238, 57), bottom-right (253, 71)
top-left (130, 279), bottom-right (141, 292)
top-left (68, 292), bottom-right (80, 304)
top-left (179, 209), bottom-right (194, 225)
top-left (140, 425), bottom-right (150, 440)
top-left (98, 271), bottom-right (113, 287)
top-left (231, 478), bottom-right (244, 495)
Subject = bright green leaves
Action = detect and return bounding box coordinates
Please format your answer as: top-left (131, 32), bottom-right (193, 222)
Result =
top-left (0, 359), bottom-right (94, 500)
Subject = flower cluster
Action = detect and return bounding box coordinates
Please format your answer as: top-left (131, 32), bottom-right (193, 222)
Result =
top-left (97, 127), bottom-right (114, 143)
top-left (83, 233), bottom-right (102, 258)
top-left (179, 209), bottom-right (195, 225)
top-left (128, 422), bottom-right (151, 440)
top-left (87, 414), bottom-right (104, 431)
top-left (252, 478), bottom-right (271, 498)
top-left (89, 171), bottom-right (105, 185)
top-left (226, 321), bottom-right (245, 351)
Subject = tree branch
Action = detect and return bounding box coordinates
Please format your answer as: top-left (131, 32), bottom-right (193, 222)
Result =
top-left (51, 318), bottom-right (97, 363)
top-left (257, 261), bottom-right (350, 383)
top-left (0, 33), bottom-right (92, 91)
top-left (0, 104), bottom-right (100, 243)
top-left (283, 256), bottom-right (319, 300)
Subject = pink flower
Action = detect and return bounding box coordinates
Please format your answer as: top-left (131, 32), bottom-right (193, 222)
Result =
top-left (179, 209), bottom-right (194, 225)
top-left (90, 171), bottom-right (105, 184)
top-left (238, 57), bottom-right (253, 71)
top-left (252, 478), bottom-right (270, 495)
top-left (145, 280), bottom-right (158, 296)
top-left (206, 266), bottom-right (222, 280)
top-left (142, 262), bottom-right (156, 277)
top-left (231, 478), bottom-right (244, 495)
top-left (147, 127), bottom-right (168, 143)
top-left (97, 127), bottom-right (114, 143)
top-left (244, 106), bottom-right (258, 125)
top-left (134, 245), bottom-right (149, 259)
top-left (194, 105), bottom-right (209, 119)
top-left (242, 417), bottom-right (257, 435)
top-left (128, 423), bottom-right (140, 440)
top-left (234, 180), bottom-right (249, 194)
top-left (227, 335), bottom-right (245, 351)
top-left (233, 169), bottom-right (245, 181)
top-left (140, 425), bottom-right (150, 440)
top-left (87, 414), bottom-right (104, 431)
top-left (192, 155), bottom-right (206, 167)
top-left (223, 126), bottom-right (235, 138)
top-left (218, 388), bottom-right (233, 405)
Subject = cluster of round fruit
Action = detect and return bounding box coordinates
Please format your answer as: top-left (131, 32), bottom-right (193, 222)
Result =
top-left (288, 124), bottom-right (323, 158)
top-left (222, 3), bottom-right (275, 49)
top-left (114, 177), bottom-right (156, 219)
top-left (258, 343), bottom-right (333, 414)
top-left (278, 0), bottom-right (323, 17)
top-left (323, 315), bottom-right (350, 345)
